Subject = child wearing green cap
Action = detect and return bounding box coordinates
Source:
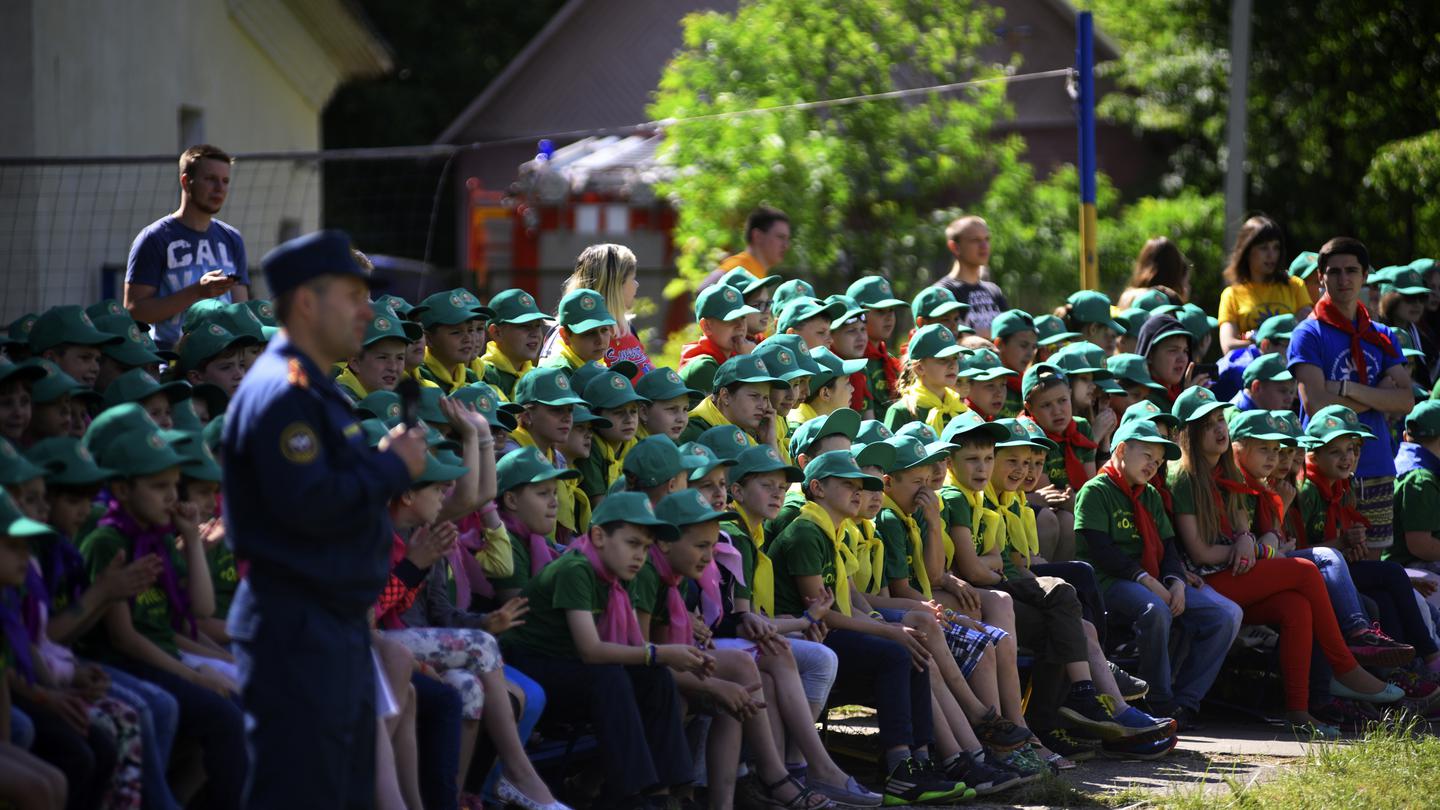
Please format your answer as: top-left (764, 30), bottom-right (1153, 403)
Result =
top-left (501, 491), bottom-right (709, 806)
top-left (991, 312), bottom-right (1038, 418)
top-left (176, 322), bottom-right (253, 400)
top-left (30, 305), bottom-right (122, 390)
top-left (679, 284), bottom-right (759, 394)
top-left (1392, 404), bottom-right (1440, 585)
top-left (490, 447), bottom-right (579, 600)
top-left (680, 355), bottom-right (785, 449)
top-left (636, 367), bottom-right (697, 441)
top-left (1019, 367), bottom-right (1091, 562)
top-left (416, 289), bottom-right (489, 393)
top-left (885, 324), bottom-right (968, 435)
top-left (848, 276), bottom-right (908, 417)
top-left (338, 310), bottom-right (416, 402)
top-left (480, 289), bottom-right (550, 399)
top-left (541, 289), bottom-right (618, 375)
top-left (0, 359), bottom-right (46, 443)
top-left (573, 371), bottom-right (649, 505)
top-left (789, 348), bottom-right (862, 428)
top-left (1059, 291), bottom-right (1126, 356)
top-left (23, 360), bottom-right (94, 443)
top-left (0, 438), bottom-right (49, 522)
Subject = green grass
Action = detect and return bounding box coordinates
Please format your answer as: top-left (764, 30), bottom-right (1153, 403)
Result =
top-left (1107, 723), bottom-right (1440, 809)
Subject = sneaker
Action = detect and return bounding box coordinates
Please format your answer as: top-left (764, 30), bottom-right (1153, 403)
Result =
top-left (1347, 622), bottom-right (1416, 668)
top-left (1391, 670), bottom-right (1440, 717)
top-left (1109, 703), bottom-right (1175, 738)
top-left (1311, 697), bottom-right (1386, 733)
top-left (880, 758), bottom-right (973, 806)
top-left (1058, 682), bottom-right (1125, 739)
top-left (995, 746), bottom-right (1047, 784)
top-left (808, 775), bottom-right (882, 807)
top-left (1285, 719), bottom-right (1341, 740)
top-left (944, 752), bottom-right (1021, 796)
top-left (973, 707), bottom-right (1031, 751)
top-left (1108, 660), bottom-right (1149, 701)
top-left (1036, 728), bottom-right (1101, 762)
top-left (1170, 705), bottom-right (1204, 732)
top-left (1102, 731), bottom-right (1177, 760)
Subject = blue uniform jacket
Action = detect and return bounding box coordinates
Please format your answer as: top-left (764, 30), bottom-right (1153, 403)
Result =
top-left (222, 334), bottom-right (412, 617)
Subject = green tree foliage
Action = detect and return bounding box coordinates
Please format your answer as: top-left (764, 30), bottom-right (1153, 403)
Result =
top-left (1365, 129), bottom-right (1440, 258)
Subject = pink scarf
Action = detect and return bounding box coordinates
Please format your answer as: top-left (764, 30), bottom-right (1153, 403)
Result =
top-left (448, 512), bottom-right (497, 611)
top-left (697, 533), bottom-right (747, 629)
top-left (98, 500), bottom-right (196, 639)
top-left (647, 545), bottom-right (694, 645)
top-left (500, 510), bottom-right (560, 577)
top-left (572, 536), bottom-right (643, 646)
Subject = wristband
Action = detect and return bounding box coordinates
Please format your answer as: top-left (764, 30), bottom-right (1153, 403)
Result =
top-left (803, 610), bottom-right (821, 625)
top-left (479, 502), bottom-right (499, 517)
top-left (868, 610), bottom-right (884, 621)
top-left (1340, 380), bottom-right (1348, 398)
top-left (644, 643), bottom-right (657, 667)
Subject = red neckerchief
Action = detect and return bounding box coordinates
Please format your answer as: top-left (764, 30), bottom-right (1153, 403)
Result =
top-left (1031, 415), bottom-right (1097, 489)
top-left (1165, 383), bottom-right (1184, 403)
top-left (1150, 469), bottom-right (1174, 514)
top-left (1101, 461), bottom-right (1163, 578)
top-left (680, 337), bottom-right (731, 368)
top-left (1303, 458), bottom-right (1371, 542)
top-left (863, 340), bottom-right (900, 395)
top-left (1238, 468), bottom-right (1284, 535)
top-left (1310, 294), bottom-right (1398, 381)
top-left (965, 398), bottom-right (996, 421)
top-left (848, 370), bottom-right (871, 411)
top-left (1005, 375), bottom-right (1023, 395)
top-left (1210, 465), bottom-right (1252, 536)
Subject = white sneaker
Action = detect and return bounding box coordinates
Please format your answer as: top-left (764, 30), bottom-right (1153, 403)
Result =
top-left (496, 776), bottom-right (573, 810)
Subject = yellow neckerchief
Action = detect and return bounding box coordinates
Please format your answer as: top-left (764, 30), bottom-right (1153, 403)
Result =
top-left (481, 341), bottom-right (532, 390)
top-left (774, 416), bottom-right (794, 465)
top-left (901, 381), bottom-right (967, 436)
top-left (423, 347), bottom-right (469, 393)
top-left (734, 503), bottom-right (775, 617)
top-left (789, 402), bottom-right (820, 426)
top-left (842, 517), bottom-right (886, 595)
top-left (796, 501), bottom-right (855, 617)
top-left (468, 355), bottom-right (490, 384)
top-left (689, 397), bottom-right (735, 431)
top-left (987, 483), bottom-right (1039, 562)
top-left (512, 429), bottom-right (582, 535)
top-left (592, 434), bottom-right (637, 489)
top-left (944, 472), bottom-right (1003, 555)
top-left (553, 340), bottom-right (588, 372)
top-left (881, 493), bottom-right (932, 598)
top-left (335, 366), bottom-right (368, 401)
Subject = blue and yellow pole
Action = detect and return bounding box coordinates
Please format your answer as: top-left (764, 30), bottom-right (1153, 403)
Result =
top-left (1077, 11), bottom-right (1098, 291)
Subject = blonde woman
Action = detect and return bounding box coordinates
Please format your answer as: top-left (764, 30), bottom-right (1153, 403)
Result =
top-left (544, 243), bottom-right (653, 375)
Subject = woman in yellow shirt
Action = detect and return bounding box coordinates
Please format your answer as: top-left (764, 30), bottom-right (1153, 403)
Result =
top-left (1218, 216), bottom-right (1312, 352)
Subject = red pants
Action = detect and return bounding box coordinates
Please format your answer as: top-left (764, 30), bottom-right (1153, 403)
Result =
top-left (1206, 557), bottom-right (1359, 711)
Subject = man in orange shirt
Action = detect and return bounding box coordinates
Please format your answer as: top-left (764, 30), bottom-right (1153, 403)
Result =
top-left (718, 206), bottom-right (791, 278)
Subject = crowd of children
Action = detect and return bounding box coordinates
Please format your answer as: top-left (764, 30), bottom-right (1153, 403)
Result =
top-left (1, 210), bottom-right (1439, 810)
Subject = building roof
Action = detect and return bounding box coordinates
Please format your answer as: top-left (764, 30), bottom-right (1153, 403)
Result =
top-left (231, 0), bottom-right (393, 108)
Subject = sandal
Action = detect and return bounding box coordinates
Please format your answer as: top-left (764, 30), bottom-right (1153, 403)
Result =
top-left (760, 775), bottom-right (835, 810)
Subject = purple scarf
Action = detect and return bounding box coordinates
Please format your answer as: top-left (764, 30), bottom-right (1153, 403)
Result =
top-left (38, 536), bottom-right (86, 612)
top-left (98, 500), bottom-right (197, 639)
top-left (0, 587), bottom-right (35, 684)
top-left (698, 533), bottom-right (747, 629)
top-left (449, 512), bottom-right (497, 611)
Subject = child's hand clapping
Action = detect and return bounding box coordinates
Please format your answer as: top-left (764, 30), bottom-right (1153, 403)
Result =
top-left (94, 550), bottom-right (163, 602)
top-left (406, 522), bottom-right (458, 569)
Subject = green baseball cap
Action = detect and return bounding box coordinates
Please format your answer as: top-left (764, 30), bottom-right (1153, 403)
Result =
top-left (589, 491), bottom-right (679, 540)
top-left (556, 289), bottom-right (616, 334)
top-left (1121, 399), bottom-right (1180, 430)
top-left (362, 311), bottom-right (415, 347)
top-left (656, 487), bottom-right (739, 527)
top-left (772, 279), bottom-right (816, 314)
top-left (1300, 405), bottom-right (1375, 448)
top-left (893, 422), bottom-right (940, 445)
top-left (413, 447), bottom-right (468, 485)
top-left (246, 299), bottom-right (278, 327)
top-left (161, 429), bottom-right (222, 482)
top-left (1254, 314), bottom-right (1296, 344)
top-left (1410, 258), bottom-right (1435, 275)
top-left (24, 437), bottom-right (113, 486)
top-left (1114, 308), bottom-right (1152, 337)
top-left (803, 449), bottom-right (883, 491)
top-left (1017, 416), bottom-right (1060, 451)
top-left (86, 299), bottom-right (127, 321)
top-left (496, 446), bottom-right (579, 495)
top-left (1111, 420), bottom-right (1181, 460)
top-left (731, 444), bottom-right (802, 483)
top-left (1067, 290), bottom-right (1126, 334)
top-left (1242, 352), bottom-right (1293, 386)
top-left (29, 305), bottom-right (123, 353)
top-left (570, 361), bottom-right (639, 397)
top-left (1269, 410), bottom-right (1302, 446)
top-left (179, 323), bottom-right (257, 372)
top-left (0, 490), bottom-right (55, 539)
top-left (882, 435), bottom-right (949, 473)
top-left (0, 438), bottom-right (48, 484)
top-left (720, 268), bottom-right (782, 297)
top-left (756, 335), bottom-right (821, 378)
top-left (991, 310), bottom-right (1037, 340)
top-left (906, 324), bottom-right (964, 361)
top-left (1405, 400), bottom-right (1440, 439)
top-left (415, 386), bottom-right (452, 426)
top-left (851, 439), bottom-right (896, 471)
top-left (374, 294), bottom-right (422, 320)
top-left (1172, 386), bottom-right (1232, 424)
top-left (103, 369), bottom-right (192, 409)
top-left (1049, 343), bottom-right (1113, 380)
top-left (788, 408), bottom-right (861, 459)
top-left (215, 302), bottom-right (269, 343)
top-left (712, 354), bottom-right (788, 391)
top-left (1130, 289), bottom-right (1173, 312)
top-left (847, 276), bottom-right (907, 310)
top-left (514, 367), bottom-right (587, 407)
top-left (940, 409), bottom-right (1010, 444)
top-left (572, 404), bottom-right (613, 430)
top-left (355, 391), bottom-right (403, 423)
top-left (97, 428), bottom-right (186, 477)
top-left (911, 287), bottom-right (968, 321)
top-left (695, 284), bottom-right (759, 322)
top-left (776, 297), bottom-right (845, 334)
top-left (488, 289), bottom-right (551, 325)
top-left (1384, 267), bottom-right (1430, 297)
top-left (83, 403), bottom-right (159, 457)
top-left (1107, 353), bottom-right (1165, 391)
top-left (825, 295), bottom-right (868, 329)
top-left (1227, 409), bottom-right (1292, 443)
top-left (1169, 303), bottom-right (1219, 344)
top-left (92, 314), bottom-right (166, 366)
top-left (958, 347), bottom-right (1014, 382)
top-left (1020, 363), bottom-right (1067, 402)
top-left (583, 371), bottom-right (649, 411)
top-left (993, 418), bottom-right (1049, 450)
top-left (808, 347), bottom-right (865, 390)
top-left (8, 314), bottom-right (38, 345)
top-left (697, 425), bottom-right (752, 460)
top-left (0, 355), bottom-right (47, 389)
top-left (855, 419), bottom-right (893, 446)
top-left (1366, 266), bottom-right (1401, 288)
top-left (636, 367), bottom-right (701, 402)
top-left (202, 413), bottom-right (225, 452)
top-left (1289, 251), bottom-right (1320, 280)
top-left (418, 289), bottom-right (494, 329)
top-left (181, 299), bottom-right (229, 335)
top-left (25, 359), bottom-right (95, 405)
top-left (623, 435), bottom-right (709, 488)
top-left (1034, 314), bottom-right (1081, 347)
top-left (678, 441), bottom-right (736, 481)
top-left (450, 382), bottom-right (520, 432)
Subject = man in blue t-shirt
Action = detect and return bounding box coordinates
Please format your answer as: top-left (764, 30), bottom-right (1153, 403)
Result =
top-left (125, 144), bottom-right (250, 347)
top-left (1288, 236), bottom-right (1414, 555)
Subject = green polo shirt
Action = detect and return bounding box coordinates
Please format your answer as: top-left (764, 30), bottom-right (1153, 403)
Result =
top-left (502, 551), bottom-right (607, 659)
top-left (1042, 417), bottom-right (1095, 489)
top-left (627, 560), bottom-right (667, 631)
top-left (874, 506), bottom-right (923, 593)
top-left (1073, 475), bottom-right (1175, 588)
top-left (763, 489), bottom-right (807, 542)
top-left (1295, 479), bottom-right (1330, 549)
top-left (768, 514), bottom-right (838, 617)
top-left (1389, 468), bottom-right (1440, 566)
top-left (78, 525), bottom-right (189, 660)
top-left (881, 402), bottom-right (929, 434)
top-left (481, 365), bottom-right (522, 400)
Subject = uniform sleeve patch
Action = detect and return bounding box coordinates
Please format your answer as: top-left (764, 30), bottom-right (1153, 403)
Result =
top-left (280, 422), bottom-right (319, 464)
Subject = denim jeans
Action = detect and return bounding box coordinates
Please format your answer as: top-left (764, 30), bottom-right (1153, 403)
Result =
top-left (1288, 547), bottom-right (1369, 634)
top-left (1104, 579), bottom-right (1243, 710)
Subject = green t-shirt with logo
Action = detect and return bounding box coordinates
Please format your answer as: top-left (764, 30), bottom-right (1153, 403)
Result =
top-left (207, 541), bottom-right (239, 618)
top-left (1389, 468), bottom-right (1440, 566)
top-left (1295, 479), bottom-right (1332, 549)
top-left (78, 525), bottom-right (188, 660)
top-left (1042, 417), bottom-right (1095, 489)
top-left (874, 507), bottom-right (916, 592)
top-left (627, 560), bottom-right (671, 633)
top-left (502, 551), bottom-right (607, 659)
top-left (769, 515), bottom-right (838, 617)
top-left (1073, 475), bottom-right (1175, 588)
top-left (939, 485), bottom-right (977, 551)
top-left (1000, 387), bottom-right (1023, 419)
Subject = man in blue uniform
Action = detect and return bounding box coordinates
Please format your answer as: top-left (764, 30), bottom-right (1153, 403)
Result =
top-left (223, 230), bottom-right (428, 809)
